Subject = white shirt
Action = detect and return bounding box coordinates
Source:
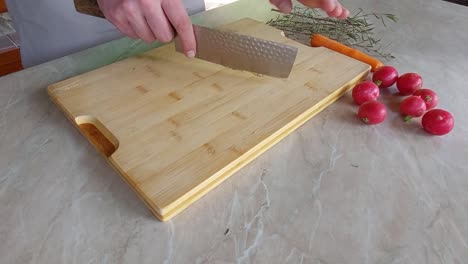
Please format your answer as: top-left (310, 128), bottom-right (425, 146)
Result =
top-left (5, 0), bottom-right (205, 67)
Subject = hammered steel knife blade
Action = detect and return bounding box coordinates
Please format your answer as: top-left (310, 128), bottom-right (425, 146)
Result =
top-left (174, 25), bottom-right (298, 78)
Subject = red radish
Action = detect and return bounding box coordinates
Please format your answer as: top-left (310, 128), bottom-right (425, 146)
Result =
top-left (422, 109), bottom-right (454, 135)
top-left (400, 96), bottom-right (427, 121)
top-left (372, 66), bottom-right (398, 88)
top-left (396, 73), bottom-right (423, 95)
top-left (358, 101), bottom-right (387, 125)
top-left (352, 81), bottom-right (380, 105)
top-left (413, 89), bottom-right (438, 109)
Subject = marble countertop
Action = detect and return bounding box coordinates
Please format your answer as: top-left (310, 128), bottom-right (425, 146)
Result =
top-left (1, 0), bottom-right (468, 263)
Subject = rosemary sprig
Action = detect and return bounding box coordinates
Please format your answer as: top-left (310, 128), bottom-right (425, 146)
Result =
top-left (267, 7), bottom-right (398, 60)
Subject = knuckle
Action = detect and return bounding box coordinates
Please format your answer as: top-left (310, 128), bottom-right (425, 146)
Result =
top-left (173, 18), bottom-right (191, 33)
top-left (111, 15), bottom-right (126, 27)
top-left (157, 34), bottom-right (173, 43)
top-left (139, 0), bottom-right (153, 9)
top-left (108, 5), bottom-right (127, 22)
top-left (139, 31), bottom-right (155, 42)
top-left (121, 0), bottom-right (137, 14)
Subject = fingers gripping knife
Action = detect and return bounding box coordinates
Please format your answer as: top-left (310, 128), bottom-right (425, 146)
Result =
top-left (74, 0), bottom-right (298, 78)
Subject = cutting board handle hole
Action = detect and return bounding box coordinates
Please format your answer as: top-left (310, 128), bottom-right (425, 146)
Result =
top-left (75, 116), bottom-right (119, 157)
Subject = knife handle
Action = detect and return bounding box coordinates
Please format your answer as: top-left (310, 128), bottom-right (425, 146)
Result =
top-left (74, 0), bottom-right (105, 18)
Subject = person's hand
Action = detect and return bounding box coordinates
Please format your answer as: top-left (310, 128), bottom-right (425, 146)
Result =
top-left (96, 0), bottom-right (196, 57)
top-left (270, 0), bottom-right (349, 19)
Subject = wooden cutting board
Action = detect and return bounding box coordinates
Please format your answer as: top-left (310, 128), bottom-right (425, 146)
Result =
top-left (48, 18), bottom-right (370, 221)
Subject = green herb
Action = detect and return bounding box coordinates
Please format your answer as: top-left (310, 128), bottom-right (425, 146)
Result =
top-left (267, 7), bottom-right (398, 60)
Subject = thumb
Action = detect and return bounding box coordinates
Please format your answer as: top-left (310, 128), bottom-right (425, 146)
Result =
top-left (270, 0), bottom-right (293, 13)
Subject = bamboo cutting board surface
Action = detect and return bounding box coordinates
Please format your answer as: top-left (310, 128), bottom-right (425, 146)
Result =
top-left (48, 18), bottom-right (370, 221)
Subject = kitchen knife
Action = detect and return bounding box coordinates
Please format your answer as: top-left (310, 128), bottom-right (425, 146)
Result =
top-left (174, 25), bottom-right (298, 78)
top-left (74, 0), bottom-right (298, 78)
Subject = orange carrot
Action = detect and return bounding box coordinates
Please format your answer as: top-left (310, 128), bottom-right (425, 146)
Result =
top-left (310, 34), bottom-right (384, 72)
